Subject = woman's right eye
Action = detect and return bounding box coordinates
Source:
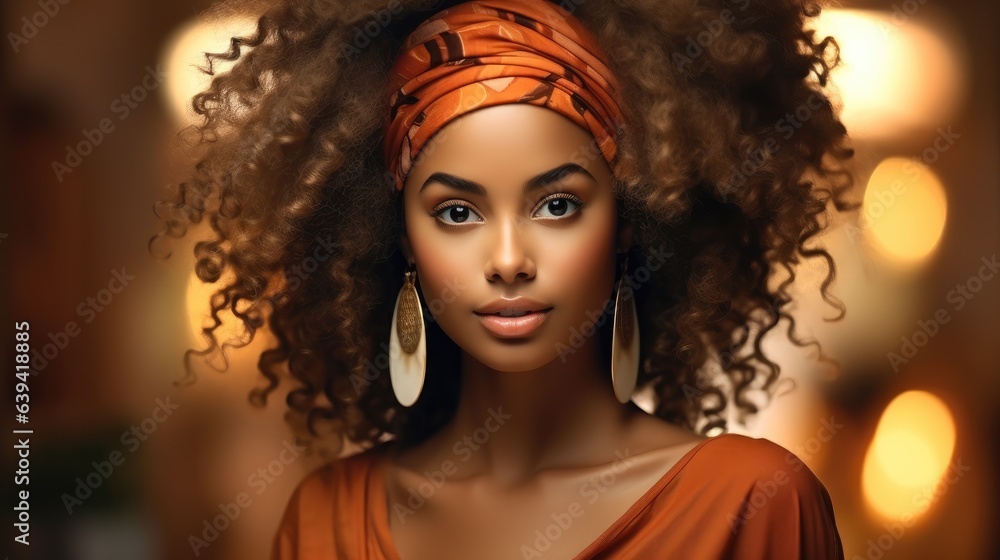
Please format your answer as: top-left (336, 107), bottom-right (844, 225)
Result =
top-left (432, 202), bottom-right (485, 226)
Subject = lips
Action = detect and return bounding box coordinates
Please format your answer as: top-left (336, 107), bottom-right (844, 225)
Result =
top-left (473, 297), bottom-right (553, 338)
top-left (474, 297), bottom-right (552, 316)
top-left (475, 308), bottom-right (552, 338)
top-left (474, 308), bottom-right (552, 317)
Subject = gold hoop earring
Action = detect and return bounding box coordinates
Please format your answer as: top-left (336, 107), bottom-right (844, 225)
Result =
top-left (611, 256), bottom-right (639, 403)
top-left (389, 264), bottom-right (426, 407)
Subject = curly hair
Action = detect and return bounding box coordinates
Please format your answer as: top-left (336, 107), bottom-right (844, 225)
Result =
top-left (150, 0), bottom-right (855, 455)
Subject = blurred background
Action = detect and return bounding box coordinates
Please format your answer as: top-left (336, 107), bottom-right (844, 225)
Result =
top-left (1, 0), bottom-right (997, 558)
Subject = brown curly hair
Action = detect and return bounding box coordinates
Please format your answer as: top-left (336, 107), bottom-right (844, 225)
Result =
top-left (150, 0), bottom-right (855, 455)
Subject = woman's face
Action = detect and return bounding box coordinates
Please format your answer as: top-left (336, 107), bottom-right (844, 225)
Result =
top-left (401, 104), bottom-right (631, 372)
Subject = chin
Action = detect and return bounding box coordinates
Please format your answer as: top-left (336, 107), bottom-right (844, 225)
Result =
top-left (459, 336), bottom-right (562, 373)
top-left (478, 356), bottom-right (559, 373)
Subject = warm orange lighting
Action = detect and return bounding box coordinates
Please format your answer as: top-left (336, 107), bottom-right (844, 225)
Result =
top-left (862, 390), bottom-right (956, 520)
top-left (185, 269), bottom-right (247, 347)
top-left (159, 14), bottom-right (259, 126)
top-left (862, 157), bottom-right (947, 264)
top-left (812, 9), bottom-right (964, 140)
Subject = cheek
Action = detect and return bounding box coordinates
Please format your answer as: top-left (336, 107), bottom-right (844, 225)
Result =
top-left (546, 216), bottom-right (618, 298)
top-left (414, 254), bottom-right (467, 314)
top-left (407, 226), bottom-right (469, 316)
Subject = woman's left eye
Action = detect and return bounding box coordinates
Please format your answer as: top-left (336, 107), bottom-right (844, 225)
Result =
top-left (534, 194), bottom-right (584, 219)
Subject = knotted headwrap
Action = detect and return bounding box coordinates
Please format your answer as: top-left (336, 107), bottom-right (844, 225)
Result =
top-left (382, 0), bottom-right (625, 192)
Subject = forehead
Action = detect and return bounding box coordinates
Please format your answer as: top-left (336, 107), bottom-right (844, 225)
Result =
top-left (402, 104), bottom-right (611, 193)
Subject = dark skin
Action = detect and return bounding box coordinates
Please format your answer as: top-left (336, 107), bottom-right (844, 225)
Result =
top-left (387, 105), bottom-right (706, 560)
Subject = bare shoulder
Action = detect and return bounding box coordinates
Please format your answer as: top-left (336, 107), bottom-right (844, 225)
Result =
top-left (623, 408), bottom-right (708, 455)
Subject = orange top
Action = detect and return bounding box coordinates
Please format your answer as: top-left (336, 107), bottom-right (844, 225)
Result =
top-left (271, 433), bottom-right (844, 559)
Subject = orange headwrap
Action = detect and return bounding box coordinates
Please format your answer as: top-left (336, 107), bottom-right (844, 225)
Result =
top-left (383, 0), bottom-right (625, 192)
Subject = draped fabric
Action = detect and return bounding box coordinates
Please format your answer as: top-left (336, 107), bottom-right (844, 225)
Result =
top-left (271, 433), bottom-right (845, 559)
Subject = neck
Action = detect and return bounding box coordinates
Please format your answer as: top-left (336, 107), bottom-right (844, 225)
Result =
top-left (424, 335), bottom-right (635, 487)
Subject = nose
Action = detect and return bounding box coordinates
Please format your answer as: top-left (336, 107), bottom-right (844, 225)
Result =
top-left (485, 216), bottom-right (536, 284)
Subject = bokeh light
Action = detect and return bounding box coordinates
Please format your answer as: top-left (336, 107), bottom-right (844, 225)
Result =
top-left (159, 14), bottom-right (258, 126)
top-left (812, 9), bottom-right (964, 140)
top-left (862, 390), bottom-right (957, 520)
top-left (862, 157), bottom-right (948, 264)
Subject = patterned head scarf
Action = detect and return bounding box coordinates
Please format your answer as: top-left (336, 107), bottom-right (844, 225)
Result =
top-left (382, 0), bottom-right (626, 192)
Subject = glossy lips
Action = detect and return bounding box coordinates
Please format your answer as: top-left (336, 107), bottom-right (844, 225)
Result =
top-left (474, 297), bottom-right (553, 338)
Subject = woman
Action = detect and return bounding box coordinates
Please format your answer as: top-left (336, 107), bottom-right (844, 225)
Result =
top-left (153, 0), bottom-right (853, 557)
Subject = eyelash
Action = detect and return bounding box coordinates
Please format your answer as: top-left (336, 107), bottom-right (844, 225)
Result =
top-left (431, 193), bottom-right (586, 226)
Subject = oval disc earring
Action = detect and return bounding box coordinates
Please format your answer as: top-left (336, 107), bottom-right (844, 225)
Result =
top-left (389, 264), bottom-right (426, 406)
top-left (611, 256), bottom-right (639, 403)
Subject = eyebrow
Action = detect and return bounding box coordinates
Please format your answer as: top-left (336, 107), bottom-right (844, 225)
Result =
top-left (418, 163), bottom-right (596, 196)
